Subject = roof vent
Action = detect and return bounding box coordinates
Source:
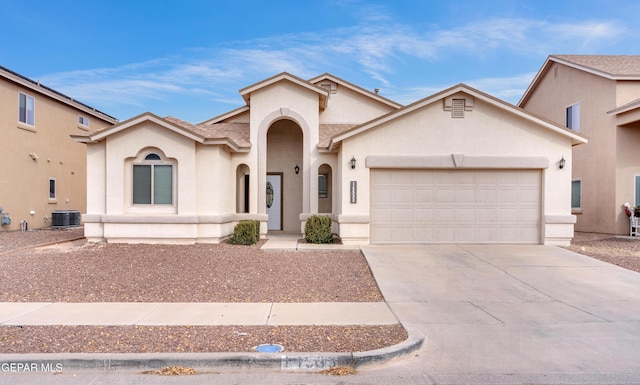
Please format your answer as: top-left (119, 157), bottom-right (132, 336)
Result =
top-left (452, 99), bottom-right (465, 118)
top-left (320, 82), bottom-right (337, 94)
top-left (444, 92), bottom-right (474, 118)
top-left (374, 88), bottom-right (380, 95)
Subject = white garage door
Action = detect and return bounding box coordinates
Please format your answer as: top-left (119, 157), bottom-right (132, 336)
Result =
top-left (370, 169), bottom-right (541, 244)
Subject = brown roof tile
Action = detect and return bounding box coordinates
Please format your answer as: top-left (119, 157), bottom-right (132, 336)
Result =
top-left (318, 124), bottom-right (359, 148)
top-left (553, 55), bottom-right (640, 76)
top-left (164, 116), bottom-right (250, 147)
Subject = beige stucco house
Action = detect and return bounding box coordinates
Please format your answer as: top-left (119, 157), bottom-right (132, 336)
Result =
top-left (73, 72), bottom-right (586, 245)
top-left (519, 55), bottom-right (640, 235)
top-left (0, 65), bottom-right (117, 231)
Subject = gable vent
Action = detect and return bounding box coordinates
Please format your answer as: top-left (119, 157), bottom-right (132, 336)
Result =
top-left (444, 93), bottom-right (474, 117)
top-left (320, 82), bottom-right (337, 94)
top-left (452, 99), bottom-right (465, 118)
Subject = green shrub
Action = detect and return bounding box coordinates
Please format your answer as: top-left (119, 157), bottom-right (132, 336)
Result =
top-left (304, 215), bottom-right (333, 244)
top-left (229, 220), bottom-right (260, 245)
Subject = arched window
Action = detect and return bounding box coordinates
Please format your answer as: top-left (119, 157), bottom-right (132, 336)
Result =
top-left (318, 164), bottom-right (332, 213)
top-left (133, 152), bottom-right (173, 205)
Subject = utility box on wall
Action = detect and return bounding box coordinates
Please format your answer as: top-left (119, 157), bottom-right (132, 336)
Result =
top-left (0, 207), bottom-right (10, 226)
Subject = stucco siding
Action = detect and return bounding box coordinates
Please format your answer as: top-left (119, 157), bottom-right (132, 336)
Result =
top-left (0, 76), bottom-right (114, 231)
top-left (522, 63), bottom-right (619, 233)
top-left (319, 84), bottom-right (396, 124)
top-left (340, 96), bottom-right (574, 245)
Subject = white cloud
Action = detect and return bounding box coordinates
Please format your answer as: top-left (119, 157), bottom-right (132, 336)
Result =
top-left (36, 12), bottom-right (631, 120)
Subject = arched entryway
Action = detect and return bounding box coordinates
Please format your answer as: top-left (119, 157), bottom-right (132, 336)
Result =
top-left (266, 119), bottom-right (303, 232)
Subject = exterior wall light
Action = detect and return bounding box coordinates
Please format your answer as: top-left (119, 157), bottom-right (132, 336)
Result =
top-left (350, 156), bottom-right (357, 169)
top-left (295, 164), bottom-right (300, 174)
top-left (559, 156), bottom-right (565, 169)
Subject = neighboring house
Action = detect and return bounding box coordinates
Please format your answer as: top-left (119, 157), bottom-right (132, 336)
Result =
top-left (73, 72), bottom-right (585, 246)
top-left (519, 55), bottom-right (640, 235)
top-left (0, 66), bottom-right (118, 231)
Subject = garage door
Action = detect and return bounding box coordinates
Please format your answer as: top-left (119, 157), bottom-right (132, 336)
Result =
top-left (370, 169), bottom-right (541, 244)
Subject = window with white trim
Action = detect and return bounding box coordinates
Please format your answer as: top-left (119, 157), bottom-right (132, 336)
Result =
top-left (571, 179), bottom-right (581, 209)
top-left (132, 153), bottom-right (173, 205)
top-left (19, 92), bottom-right (35, 126)
top-left (566, 103), bottom-right (580, 131)
top-left (78, 116), bottom-right (89, 127)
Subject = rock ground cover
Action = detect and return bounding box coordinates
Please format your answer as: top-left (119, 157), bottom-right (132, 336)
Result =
top-left (1, 228), bottom-right (638, 353)
top-left (0, 228), bottom-right (402, 353)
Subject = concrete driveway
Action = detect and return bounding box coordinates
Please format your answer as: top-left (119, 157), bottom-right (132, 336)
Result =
top-left (361, 244), bottom-right (640, 384)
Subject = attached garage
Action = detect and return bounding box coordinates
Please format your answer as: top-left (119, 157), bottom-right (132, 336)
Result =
top-left (370, 169), bottom-right (541, 244)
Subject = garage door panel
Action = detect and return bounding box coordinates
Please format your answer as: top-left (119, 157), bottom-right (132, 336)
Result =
top-left (415, 208), bottom-right (434, 222)
top-left (390, 226), bottom-right (416, 242)
top-left (520, 208), bottom-right (540, 222)
top-left (391, 208), bottom-right (413, 222)
top-left (371, 169), bottom-right (540, 244)
top-left (415, 189), bottom-right (434, 203)
top-left (372, 188), bottom-right (392, 203)
top-left (476, 208), bottom-right (497, 222)
top-left (393, 189), bottom-right (413, 204)
top-left (457, 189), bottom-right (476, 202)
top-left (437, 190), bottom-right (457, 203)
top-left (519, 189), bottom-right (540, 204)
top-left (476, 189), bottom-right (497, 203)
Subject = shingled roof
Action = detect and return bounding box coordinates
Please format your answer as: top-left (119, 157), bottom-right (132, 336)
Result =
top-left (551, 55), bottom-right (640, 78)
top-left (164, 116), bottom-right (250, 147)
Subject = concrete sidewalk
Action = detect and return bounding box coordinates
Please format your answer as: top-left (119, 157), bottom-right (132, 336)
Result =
top-left (0, 302), bottom-right (397, 326)
top-left (260, 233), bottom-right (360, 251)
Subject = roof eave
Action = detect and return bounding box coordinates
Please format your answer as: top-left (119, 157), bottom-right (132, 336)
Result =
top-left (308, 73), bottom-right (403, 109)
top-left (199, 106), bottom-right (250, 125)
top-left (202, 137), bottom-right (251, 152)
top-left (239, 72), bottom-right (329, 109)
top-left (0, 65), bottom-right (118, 124)
top-left (88, 113), bottom-right (206, 143)
top-left (333, 83), bottom-right (588, 148)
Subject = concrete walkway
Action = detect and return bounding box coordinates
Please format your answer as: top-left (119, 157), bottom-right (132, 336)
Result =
top-left (259, 232), bottom-right (360, 251)
top-left (0, 302), bottom-right (397, 326)
top-left (0, 235), bottom-right (393, 327)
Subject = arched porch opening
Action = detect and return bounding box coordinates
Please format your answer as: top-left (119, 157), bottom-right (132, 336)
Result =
top-left (266, 119), bottom-right (303, 232)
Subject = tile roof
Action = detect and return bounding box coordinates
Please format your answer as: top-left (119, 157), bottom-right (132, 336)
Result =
top-left (552, 55), bottom-right (640, 77)
top-left (169, 118), bottom-right (356, 149)
top-left (318, 124), bottom-right (359, 148)
top-left (165, 116), bottom-right (250, 147)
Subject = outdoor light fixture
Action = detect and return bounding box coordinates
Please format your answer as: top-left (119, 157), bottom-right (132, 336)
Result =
top-left (295, 164), bottom-right (300, 174)
top-left (559, 156), bottom-right (566, 169)
top-left (350, 156), bottom-right (357, 169)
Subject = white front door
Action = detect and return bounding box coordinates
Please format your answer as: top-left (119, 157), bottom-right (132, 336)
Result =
top-left (266, 173), bottom-right (282, 230)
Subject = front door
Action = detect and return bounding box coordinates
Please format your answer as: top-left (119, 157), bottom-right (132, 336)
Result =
top-left (266, 173), bottom-right (283, 230)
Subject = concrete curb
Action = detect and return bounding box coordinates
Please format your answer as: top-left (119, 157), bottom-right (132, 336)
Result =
top-left (0, 326), bottom-right (425, 373)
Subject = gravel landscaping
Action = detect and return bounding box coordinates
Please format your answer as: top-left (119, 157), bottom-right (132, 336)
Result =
top-left (2, 228), bottom-right (639, 354)
top-left (0, 236), bottom-right (382, 303)
top-left (567, 232), bottom-right (640, 273)
top-left (0, 228), bottom-right (404, 353)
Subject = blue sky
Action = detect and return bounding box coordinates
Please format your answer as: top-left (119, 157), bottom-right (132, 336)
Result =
top-left (2, 0), bottom-right (639, 123)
